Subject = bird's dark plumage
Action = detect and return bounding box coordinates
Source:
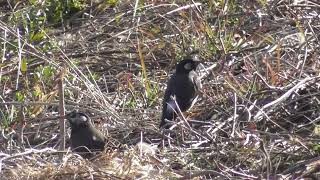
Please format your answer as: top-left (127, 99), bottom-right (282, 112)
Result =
top-left (160, 59), bottom-right (201, 128)
top-left (66, 111), bottom-right (106, 157)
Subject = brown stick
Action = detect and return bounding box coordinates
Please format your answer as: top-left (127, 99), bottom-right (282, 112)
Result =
top-left (57, 68), bottom-right (67, 159)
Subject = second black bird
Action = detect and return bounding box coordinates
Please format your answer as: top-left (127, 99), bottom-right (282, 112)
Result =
top-left (160, 58), bottom-right (201, 128)
top-left (66, 111), bottom-right (106, 157)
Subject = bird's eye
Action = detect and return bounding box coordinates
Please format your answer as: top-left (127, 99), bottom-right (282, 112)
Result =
top-left (184, 63), bottom-right (192, 70)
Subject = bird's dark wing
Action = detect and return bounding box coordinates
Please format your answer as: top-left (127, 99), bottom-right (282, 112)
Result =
top-left (71, 125), bottom-right (106, 152)
top-left (160, 98), bottom-right (178, 128)
top-left (160, 73), bottom-right (197, 127)
top-left (88, 126), bottom-right (106, 151)
top-left (160, 75), bottom-right (178, 128)
top-left (173, 73), bottom-right (198, 111)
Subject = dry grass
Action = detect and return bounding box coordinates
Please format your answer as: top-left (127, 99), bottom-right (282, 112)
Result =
top-left (1, 0), bottom-right (320, 179)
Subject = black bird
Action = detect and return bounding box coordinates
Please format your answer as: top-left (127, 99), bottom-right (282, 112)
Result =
top-left (66, 111), bottom-right (106, 157)
top-left (160, 58), bottom-right (201, 128)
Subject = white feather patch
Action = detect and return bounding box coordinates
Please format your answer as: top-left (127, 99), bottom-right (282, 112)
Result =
top-left (184, 63), bottom-right (192, 70)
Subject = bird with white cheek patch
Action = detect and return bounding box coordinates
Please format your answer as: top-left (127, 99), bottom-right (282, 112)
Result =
top-left (66, 111), bottom-right (106, 158)
top-left (160, 58), bottom-right (202, 129)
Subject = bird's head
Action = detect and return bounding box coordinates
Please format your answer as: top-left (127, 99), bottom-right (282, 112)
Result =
top-left (66, 111), bottom-right (92, 129)
top-left (175, 59), bottom-right (200, 74)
